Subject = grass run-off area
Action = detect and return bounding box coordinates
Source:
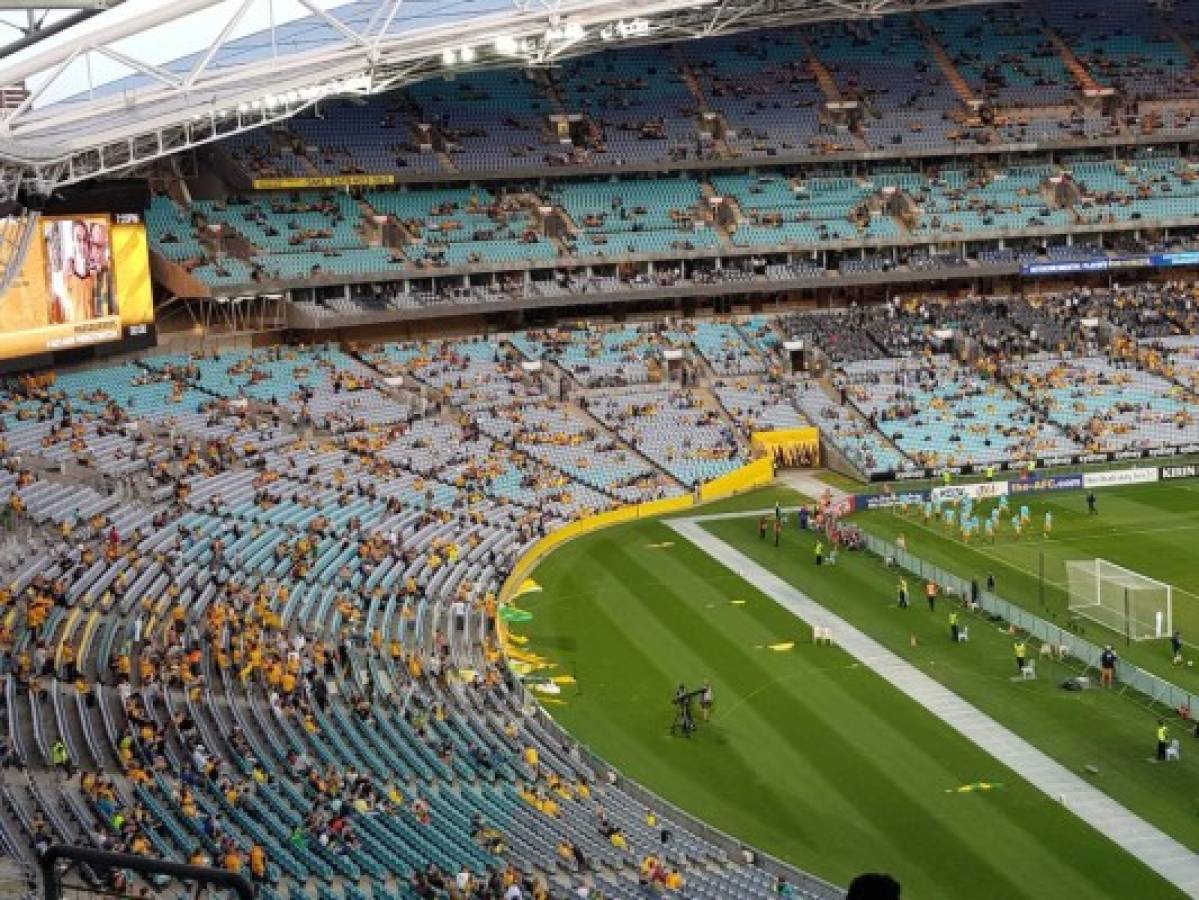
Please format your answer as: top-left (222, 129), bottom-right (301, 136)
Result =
top-left (512, 493), bottom-right (1196, 899)
top-left (853, 477), bottom-right (1199, 693)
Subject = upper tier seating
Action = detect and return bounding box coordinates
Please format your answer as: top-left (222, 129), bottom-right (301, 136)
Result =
top-left (293, 94), bottom-right (439, 176)
top-left (809, 17), bottom-right (964, 151)
top-left (924, 5), bottom-right (1074, 107)
top-left (224, 130), bottom-right (309, 179)
top-left (681, 32), bottom-right (850, 157)
top-left (555, 47), bottom-right (701, 165)
top-left (208, 5), bottom-right (1199, 185)
top-left (1041, 0), bottom-right (1194, 101)
top-left (366, 187), bottom-right (555, 267)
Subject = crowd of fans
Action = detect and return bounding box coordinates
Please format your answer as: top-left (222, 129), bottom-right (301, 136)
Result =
top-left (0, 285), bottom-right (1197, 896)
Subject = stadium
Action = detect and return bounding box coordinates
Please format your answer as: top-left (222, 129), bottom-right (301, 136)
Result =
top-left (3, 0), bottom-right (1199, 896)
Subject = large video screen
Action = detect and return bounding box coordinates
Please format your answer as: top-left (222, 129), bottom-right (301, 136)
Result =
top-left (0, 215), bottom-right (154, 363)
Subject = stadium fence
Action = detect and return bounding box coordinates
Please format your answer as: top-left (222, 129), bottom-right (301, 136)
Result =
top-left (863, 534), bottom-right (1199, 717)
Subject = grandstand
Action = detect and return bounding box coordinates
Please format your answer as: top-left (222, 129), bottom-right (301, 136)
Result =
top-left (139, 146), bottom-right (1199, 303)
top-left (0, 336), bottom-right (840, 898)
top-left (3, 1), bottom-right (1192, 313)
top-left (2, 290), bottom-right (1195, 893)
top-left (6, 0), bottom-right (1199, 895)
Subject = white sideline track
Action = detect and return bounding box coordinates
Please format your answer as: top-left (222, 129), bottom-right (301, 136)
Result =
top-left (667, 517), bottom-right (1199, 899)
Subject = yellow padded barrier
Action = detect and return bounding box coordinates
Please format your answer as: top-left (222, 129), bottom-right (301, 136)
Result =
top-left (499, 457), bottom-right (775, 628)
top-left (698, 456), bottom-right (775, 503)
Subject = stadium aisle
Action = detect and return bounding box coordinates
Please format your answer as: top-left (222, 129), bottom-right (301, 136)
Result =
top-left (776, 471), bottom-right (851, 503)
top-left (667, 517), bottom-right (1199, 899)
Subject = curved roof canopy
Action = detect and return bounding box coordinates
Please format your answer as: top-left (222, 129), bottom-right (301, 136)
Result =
top-left (0, 0), bottom-right (1001, 201)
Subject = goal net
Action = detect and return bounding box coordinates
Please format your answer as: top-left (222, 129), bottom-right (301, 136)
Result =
top-left (1065, 559), bottom-right (1172, 641)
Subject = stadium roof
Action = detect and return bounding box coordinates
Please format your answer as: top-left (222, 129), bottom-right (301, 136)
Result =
top-left (0, 0), bottom-right (1001, 202)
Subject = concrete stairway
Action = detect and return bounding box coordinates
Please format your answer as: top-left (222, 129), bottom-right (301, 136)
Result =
top-left (804, 38), bottom-right (843, 102)
top-left (913, 14), bottom-right (979, 108)
top-left (1042, 26), bottom-right (1106, 95)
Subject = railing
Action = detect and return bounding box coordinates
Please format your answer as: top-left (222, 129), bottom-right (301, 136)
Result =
top-left (41, 844), bottom-right (253, 900)
top-left (862, 533), bottom-right (1199, 716)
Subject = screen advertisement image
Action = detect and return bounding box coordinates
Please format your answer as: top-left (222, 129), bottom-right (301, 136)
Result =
top-left (44, 217), bottom-right (116, 324)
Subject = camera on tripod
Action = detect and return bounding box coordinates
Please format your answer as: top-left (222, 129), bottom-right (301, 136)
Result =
top-left (670, 684), bottom-right (707, 737)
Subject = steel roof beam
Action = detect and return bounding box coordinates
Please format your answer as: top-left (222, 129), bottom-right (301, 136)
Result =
top-left (0, 6), bottom-right (99, 58)
top-left (0, 0), bottom-right (118, 8)
top-left (0, 0), bottom-right (226, 88)
top-left (181, 0), bottom-right (256, 90)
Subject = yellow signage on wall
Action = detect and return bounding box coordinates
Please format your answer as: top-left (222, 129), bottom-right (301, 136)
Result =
top-left (250, 174), bottom-right (397, 190)
top-left (698, 456), bottom-right (775, 502)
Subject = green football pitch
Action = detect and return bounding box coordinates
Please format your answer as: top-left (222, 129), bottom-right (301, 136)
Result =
top-left (854, 478), bottom-right (1199, 691)
top-left (513, 486), bottom-right (1199, 899)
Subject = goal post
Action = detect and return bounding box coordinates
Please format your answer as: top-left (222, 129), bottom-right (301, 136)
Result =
top-left (1065, 558), bottom-right (1172, 641)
